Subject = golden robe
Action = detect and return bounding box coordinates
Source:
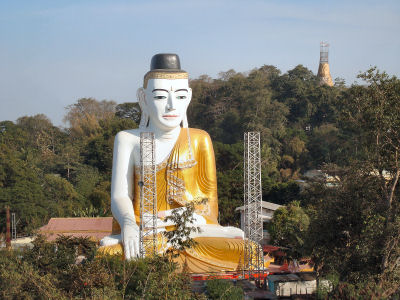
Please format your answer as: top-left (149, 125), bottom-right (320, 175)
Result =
top-left (101, 128), bottom-right (246, 273)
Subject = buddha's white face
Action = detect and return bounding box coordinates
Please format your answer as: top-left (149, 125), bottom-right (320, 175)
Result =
top-left (144, 78), bottom-right (191, 130)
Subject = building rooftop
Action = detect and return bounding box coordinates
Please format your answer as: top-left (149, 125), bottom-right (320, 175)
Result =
top-left (38, 217), bottom-right (113, 242)
top-left (235, 201), bottom-right (283, 212)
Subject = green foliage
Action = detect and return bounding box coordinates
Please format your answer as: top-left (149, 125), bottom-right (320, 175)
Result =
top-left (304, 169), bottom-right (386, 281)
top-left (43, 174), bottom-right (82, 216)
top-left (0, 102), bottom-right (137, 234)
top-left (88, 180), bottom-right (111, 213)
top-left (307, 123), bottom-right (340, 168)
top-left (305, 75), bottom-right (400, 294)
top-left (0, 236), bottom-right (198, 299)
top-left (1, 66), bottom-right (400, 297)
top-left (327, 281), bottom-right (388, 300)
top-left (24, 235), bottom-right (97, 276)
top-left (72, 204), bottom-right (108, 217)
top-left (73, 164), bottom-right (101, 198)
top-left (115, 102), bottom-right (141, 122)
top-left (63, 98), bottom-right (116, 138)
top-left (66, 258), bottom-right (118, 299)
top-left (163, 199), bottom-right (207, 255)
top-left (261, 68), bottom-right (400, 298)
top-left (217, 169), bottom-right (243, 226)
top-left (263, 180), bottom-right (301, 205)
top-left (214, 142), bottom-right (243, 225)
top-left (1, 65), bottom-right (346, 233)
top-left (206, 279), bottom-right (243, 300)
top-left (83, 117), bottom-right (137, 175)
top-left (0, 250), bottom-right (64, 300)
top-left (268, 201), bottom-right (310, 259)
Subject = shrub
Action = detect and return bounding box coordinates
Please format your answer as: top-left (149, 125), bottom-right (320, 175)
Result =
top-left (206, 279), bottom-right (243, 300)
top-left (0, 236), bottom-right (200, 299)
top-left (0, 249), bottom-right (64, 300)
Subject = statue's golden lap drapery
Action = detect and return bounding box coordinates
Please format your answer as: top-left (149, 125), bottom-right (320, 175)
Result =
top-left (101, 128), bottom-right (246, 273)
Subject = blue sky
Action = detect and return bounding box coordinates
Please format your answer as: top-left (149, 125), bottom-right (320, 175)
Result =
top-left (1, 0), bottom-right (399, 126)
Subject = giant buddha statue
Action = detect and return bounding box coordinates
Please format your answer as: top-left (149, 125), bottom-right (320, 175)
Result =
top-left (100, 54), bottom-right (247, 273)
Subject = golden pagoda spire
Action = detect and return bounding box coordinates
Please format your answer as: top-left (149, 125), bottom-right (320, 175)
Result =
top-left (317, 42), bottom-right (333, 86)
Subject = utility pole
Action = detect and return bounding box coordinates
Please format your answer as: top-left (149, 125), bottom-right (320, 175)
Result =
top-left (5, 206), bottom-right (11, 249)
top-left (11, 213), bottom-right (16, 240)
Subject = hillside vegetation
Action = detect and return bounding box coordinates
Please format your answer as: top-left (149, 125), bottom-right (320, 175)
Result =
top-left (1, 65), bottom-right (399, 297)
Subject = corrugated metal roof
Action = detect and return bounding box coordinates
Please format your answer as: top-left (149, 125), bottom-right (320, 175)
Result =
top-left (38, 217), bottom-right (113, 242)
top-left (235, 201), bottom-right (283, 212)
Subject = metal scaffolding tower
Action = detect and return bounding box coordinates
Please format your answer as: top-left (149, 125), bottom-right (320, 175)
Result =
top-left (139, 132), bottom-right (158, 257)
top-left (11, 213), bottom-right (16, 240)
top-left (243, 132), bottom-right (264, 283)
top-left (320, 42), bottom-right (329, 63)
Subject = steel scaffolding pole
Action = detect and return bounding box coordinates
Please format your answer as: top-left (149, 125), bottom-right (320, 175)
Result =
top-left (139, 132), bottom-right (158, 258)
top-left (243, 132), bottom-right (264, 284)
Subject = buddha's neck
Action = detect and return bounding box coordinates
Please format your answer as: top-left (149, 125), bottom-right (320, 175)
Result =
top-left (147, 123), bottom-right (181, 142)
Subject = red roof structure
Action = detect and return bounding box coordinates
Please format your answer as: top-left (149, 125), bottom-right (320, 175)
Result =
top-left (263, 245), bottom-right (280, 253)
top-left (38, 217), bottom-right (113, 242)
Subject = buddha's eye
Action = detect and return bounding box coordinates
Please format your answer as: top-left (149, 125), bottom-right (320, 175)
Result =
top-left (154, 95), bottom-right (167, 100)
top-left (177, 95), bottom-right (187, 100)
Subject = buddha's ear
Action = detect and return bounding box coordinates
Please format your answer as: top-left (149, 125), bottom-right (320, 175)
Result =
top-left (137, 87), bottom-right (146, 105)
top-left (137, 88), bottom-right (149, 128)
top-left (188, 88), bottom-right (192, 104)
top-left (181, 88), bottom-right (192, 128)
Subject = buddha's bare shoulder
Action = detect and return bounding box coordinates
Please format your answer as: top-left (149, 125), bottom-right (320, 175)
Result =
top-left (114, 129), bottom-right (141, 145)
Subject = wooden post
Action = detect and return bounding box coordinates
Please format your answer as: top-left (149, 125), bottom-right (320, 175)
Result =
top-left (6, 206), bottom-right (11, 249)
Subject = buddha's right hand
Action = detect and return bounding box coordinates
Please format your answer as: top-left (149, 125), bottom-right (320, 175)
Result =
top-left (122, 219), bottom-right (140, 260)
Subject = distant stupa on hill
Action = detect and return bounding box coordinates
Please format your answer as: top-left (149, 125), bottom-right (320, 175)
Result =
top-left (317, 42), bottom-right (333, 86)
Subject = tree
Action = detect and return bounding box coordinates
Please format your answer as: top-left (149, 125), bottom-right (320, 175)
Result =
top-left (63, 98), bottom-right (116, 137)
top-left (307, 123), bottom-right (341, 168)
top-left (339, 68), bottom-right (400, 293)
top-left (263, 180), bottom-right (301, 205)
top-left (213, 142), bottom-right (243, 226)
top-left (304, 68), bottom-right (400, 297)
top-left (82, 116), bottom-right (137, 175)
top-left (16, 114), bottom-right (59, 155)
top-left (115, 102), bottom-right (141, 122)
top-left (268, 201), bottom-right (310, 259)
top-left (218, 69), bottom-right (237, 81)
top-left (43, 174), bottom-right (83, 216)
top-left (162, 200), bottom-right (206, 256)
top-left (1, 236), bottom-right (198, 299)
top-left (0, 143), bottom-right (49, 233)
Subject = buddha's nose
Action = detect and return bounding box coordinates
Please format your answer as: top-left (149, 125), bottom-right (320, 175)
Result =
top-left (167, 93), bottom-right (176, 110)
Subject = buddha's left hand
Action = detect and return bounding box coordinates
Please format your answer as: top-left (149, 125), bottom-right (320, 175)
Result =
top-left (122, 218), bottom-right (140, 260)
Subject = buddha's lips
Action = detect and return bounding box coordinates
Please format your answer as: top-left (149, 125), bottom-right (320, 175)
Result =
top-left (163, 115), bottom-right (179, 118)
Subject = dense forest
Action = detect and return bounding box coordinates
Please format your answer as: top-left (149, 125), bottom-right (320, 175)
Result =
top-left (1, 64), bottom-right (399, 297)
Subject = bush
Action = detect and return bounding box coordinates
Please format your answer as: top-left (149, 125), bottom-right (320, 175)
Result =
top-left (327, 281), bottom-right (388, 300)
top-left (0, 249), bottom-right (64, 300)
top-left (98, 254), bottom-right (196, 299)
top-left (206, 279), bottom-right (243, 300)
top-left (0, 236), bottom-right (199, 299)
